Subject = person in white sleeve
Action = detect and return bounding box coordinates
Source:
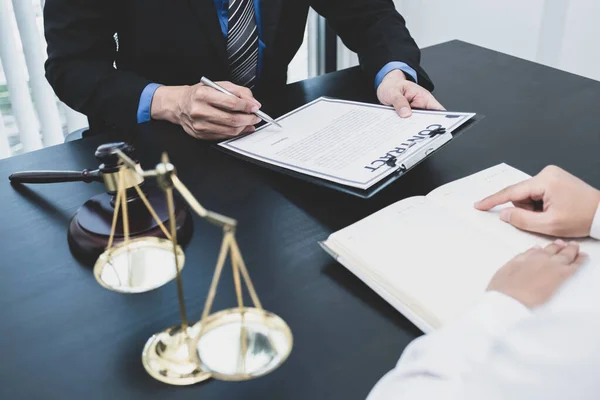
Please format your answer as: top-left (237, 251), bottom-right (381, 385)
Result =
top-left (367, 165), bottom-right (600, 400)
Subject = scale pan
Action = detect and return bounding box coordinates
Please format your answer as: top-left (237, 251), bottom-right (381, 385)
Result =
top-left (194, 307), bottom-right (293, 381)
top-left (94, 237), bottom-right (184, 293)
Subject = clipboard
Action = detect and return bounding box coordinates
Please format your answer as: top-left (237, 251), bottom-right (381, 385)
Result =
top-left (217, 105), bottom-right (484, 199)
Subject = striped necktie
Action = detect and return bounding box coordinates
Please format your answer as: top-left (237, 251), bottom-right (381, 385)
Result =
top-left (227, 0), bottom-right (259, 88)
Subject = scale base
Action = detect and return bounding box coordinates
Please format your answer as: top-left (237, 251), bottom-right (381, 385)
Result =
top-left (142, 324), bottom-right (211, 386)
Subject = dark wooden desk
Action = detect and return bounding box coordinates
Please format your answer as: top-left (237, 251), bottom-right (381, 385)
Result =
top-left (2, 41), bottom-right (600, 400)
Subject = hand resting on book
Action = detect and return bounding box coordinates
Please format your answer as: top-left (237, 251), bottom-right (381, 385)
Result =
top-left (475, 165), bottom-right (600, 237)
top-left (487, 240), bottom-right (585, 308)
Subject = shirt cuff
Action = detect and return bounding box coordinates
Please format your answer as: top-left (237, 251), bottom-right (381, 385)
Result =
top-left (136, 83), bottom-right (162, 124)
top-left (590, 202), bottom-right (600, 239)
top-left (375, 62), bottom-right (418, 89)
top-left (454, 291), bottom-right (531, 335)
top-left (398, 291), bottom-right (530, 371)
top-left (366, 292), bottom-right (530, 400)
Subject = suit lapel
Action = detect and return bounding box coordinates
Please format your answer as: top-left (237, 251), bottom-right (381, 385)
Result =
top-left (188, 0), bottom-right (228, 69)
top-left (259, 0), bottom-right (284, 48)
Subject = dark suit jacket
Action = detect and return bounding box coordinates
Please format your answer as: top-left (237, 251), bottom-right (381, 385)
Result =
top-left (44, 0), bottom-right (433, 132)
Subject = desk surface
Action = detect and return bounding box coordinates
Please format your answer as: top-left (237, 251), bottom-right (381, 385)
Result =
top-left (2, 41), bottom-right (600, 400)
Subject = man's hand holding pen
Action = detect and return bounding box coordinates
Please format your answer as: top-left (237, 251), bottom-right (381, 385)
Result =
top-left (150, 81), bottom-right (262, 140)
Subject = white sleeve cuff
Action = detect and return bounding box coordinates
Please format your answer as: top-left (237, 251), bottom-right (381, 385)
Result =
top-left (396, 291), bottom-right (530, 371)
top-left (462, 291), bottom-right (531, 335)
top-left (589, 203), bottom-right (600, 240)
top-left (366, 292), bottom-right (530, 400)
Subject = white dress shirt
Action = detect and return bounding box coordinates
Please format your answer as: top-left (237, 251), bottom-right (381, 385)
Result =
top-left (368, 205), bottom-right (600, 400)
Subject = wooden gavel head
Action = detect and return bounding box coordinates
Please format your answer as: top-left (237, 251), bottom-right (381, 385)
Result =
top-left (94, 142), bottom-right (144, 196)
top-left (91, 142), bottom-right (148, 209)
top-left (68, 142), bottom-right (193, 265)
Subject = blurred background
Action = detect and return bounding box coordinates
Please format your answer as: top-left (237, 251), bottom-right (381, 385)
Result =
top-left (1, 0), bottom-right (598, 158)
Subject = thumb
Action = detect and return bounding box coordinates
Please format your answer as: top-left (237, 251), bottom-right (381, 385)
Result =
top-left (500, 207), bottom-right (549, 233)
top-left (390, 93), bottom-right (412, 118)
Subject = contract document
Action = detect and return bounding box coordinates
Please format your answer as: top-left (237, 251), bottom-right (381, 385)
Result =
top-left (219, 97), bottom-right (476, 193)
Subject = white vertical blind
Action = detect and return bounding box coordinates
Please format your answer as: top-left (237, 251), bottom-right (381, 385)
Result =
top-left (306, 9), bottom-right (322, 78)
top-left (12, 0), bottom-right (64, 146)
top-left (0, 109), bottom-right (11, 159)
top-left (336, 37), bottom-right (358, 71)
top-left (0, 0), bottom-right (91, 156)
top-left (61, 102), bottom-right (88, 133)
top-left (0, 0), bottom-right (43, 152)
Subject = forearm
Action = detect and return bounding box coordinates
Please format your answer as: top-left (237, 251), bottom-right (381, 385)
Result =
top-left (368, 292), bottom-right (530, 399)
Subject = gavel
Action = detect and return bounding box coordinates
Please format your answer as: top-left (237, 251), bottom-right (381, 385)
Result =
top-left (9, 142), bottom-right (192, 264)
top-left (10, 142), bottom-right (140, 187)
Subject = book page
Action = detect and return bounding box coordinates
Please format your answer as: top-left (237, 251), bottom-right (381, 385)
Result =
top-left (425, 163), bottom-right (600, 308)
top-left (219, 97), bottom-right (475, 190)
top-left (426, 164), bottom-right (553, 252)
top-left (328, 196), bottom-right (518, 328)
top-left (326, 164), bottom-right (600, 332)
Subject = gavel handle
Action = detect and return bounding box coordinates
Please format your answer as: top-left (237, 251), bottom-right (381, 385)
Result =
top-left (9, 169), bottom-right (102, 184)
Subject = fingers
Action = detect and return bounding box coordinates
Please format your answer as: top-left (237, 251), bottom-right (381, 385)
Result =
top-left (197, 86), bottom-right (259, 114)
top-left (185, 119), bottom-right (254, 140)
top-left (408, 91), bottom-right (445, 111)
top-left (191, 104), bottom-right (261, 128)
top-left (574, 252), bottom-right (588, 266)
top-left (499, 207), bottom-right (550, 233)
top-left (557, 244), bottom-right (584, 280)
top-left (218, 81), bottom-right (261, 108)
top-left (554, 242), bottom-right (580, 264)
top-left (191, 127), bottom-right (254, 141)
top-left (425, 96), bottom-right (446, 111)
top-left (379, 80), bottom-right (444, 117)
top-left (389, 93), bottom-right (412, 118)
top-left (475, 179), bottom-right (543, 211)
top-left (240, 125), bottom-right (256, 135)
top-left (543, 240), bottom-right (582, 267)
top-left (524, 245), bottom-right (542, 254)
top-left (524, 240), bottom-right (583, 270)
top-left (543, 240), bottom-right (566, 255)
top-left (475, 181), bottom-right (530, 211)
top-left (512, 199), bottom-right (537, 211)
top-left (181, 82), bottom-right (262, 140)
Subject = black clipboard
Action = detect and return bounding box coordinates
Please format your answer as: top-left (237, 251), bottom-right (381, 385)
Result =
top-left (217, 106), bottom-right (484, 199)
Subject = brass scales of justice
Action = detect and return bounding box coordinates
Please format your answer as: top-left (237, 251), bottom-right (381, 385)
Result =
top-left (97, 150), bottom-right (293, 385)
top-left (10, 144), bottom-right (293, 386)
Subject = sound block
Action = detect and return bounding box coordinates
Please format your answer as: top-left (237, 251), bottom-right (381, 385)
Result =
top-left (68, 187), bottom-right (193, 265)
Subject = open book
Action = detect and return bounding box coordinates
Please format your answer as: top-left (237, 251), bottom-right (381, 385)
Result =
top-left (321, 164), bottom-right (600, 332)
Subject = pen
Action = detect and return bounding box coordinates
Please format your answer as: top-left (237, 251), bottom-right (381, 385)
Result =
top-left (200, 77), bottom-right (282, 128)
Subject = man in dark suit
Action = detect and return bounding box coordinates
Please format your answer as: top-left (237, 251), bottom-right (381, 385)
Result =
top-left (44, 0), bottom-right (443, 140)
